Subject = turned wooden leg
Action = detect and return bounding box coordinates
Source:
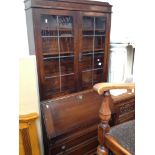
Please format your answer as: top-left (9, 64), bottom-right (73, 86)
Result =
top-left (97, 91), bottom-right (111, 155)
top-left (93, 82), bottom-right (135, 155)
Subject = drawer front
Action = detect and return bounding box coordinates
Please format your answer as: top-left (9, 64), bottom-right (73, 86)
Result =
top-left (64, 137), bottom-right (98, 155)
top-left (49, 125), bottom-right (98, 154)
top-left (49, 137), bottom-right (98, 155)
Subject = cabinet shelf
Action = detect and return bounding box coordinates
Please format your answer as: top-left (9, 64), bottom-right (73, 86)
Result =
top-left (82, 68), bottom-right (103, 73)
top-left (42, 35), bottom-right (73, 38)
top-left (42, 28), bottom-right (72, 31)
top-left (82, 51), bottom-right (103, 56)
top-left (82, 48), bottom-right (104, 53)
top-left (59, 28), bottom-right (73, 31)
top-left (45, 73), bottom-right (75, 79)
top-left (83, 35), bottom-right (105, 37)
top-left (43, 54), bottom-right (74, 60)
top-left (82, 29), bottom-right (105, 31)
top-left (43, 52), bottom-right (74, 56)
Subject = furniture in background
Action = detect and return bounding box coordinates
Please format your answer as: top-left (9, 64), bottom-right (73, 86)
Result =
top-left (41, 89), bottom-right (135, 155)
top-left (19, 113), bottom-right (41, 155)
top-left (19, 88), bottom-right (135, 155)
top-left (24, 0), bottom-right (112, 154)
top-left (93, 83), bottom-right (135, 155)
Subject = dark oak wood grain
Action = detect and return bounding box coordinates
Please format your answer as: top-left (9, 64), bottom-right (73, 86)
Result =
top-left (23, 1), bottom-right (135, 155)
top-left (24, 0), bottom-right (112, 100)
top-left (93, 83), bottom-right (135, 155)
top-left (41, 88), bottom-right (135, 155)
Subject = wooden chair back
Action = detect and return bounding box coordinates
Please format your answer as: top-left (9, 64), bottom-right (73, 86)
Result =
top-left (19, 113), bottom-right (41, 155)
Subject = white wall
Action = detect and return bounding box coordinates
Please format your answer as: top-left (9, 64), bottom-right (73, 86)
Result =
top-left (0, 1), bottom-right (39, 154)
top-left (19, 55), bottom-right (44, 155)
top-left (103, 0), bottom-right (137, 43)
top-left (19, 56), bottom-right (39, 114)
top-left (1, 0), bottom-right (155, 155)
top-left (2, 1), bottom-right (29, 57)
top-left (0, 1), bottom-right (30, 155)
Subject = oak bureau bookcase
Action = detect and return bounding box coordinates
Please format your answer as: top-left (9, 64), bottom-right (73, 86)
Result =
top-left (24, 0), bottom-right (112, 100)
top-left (24, 0), bottom-right (112, 154)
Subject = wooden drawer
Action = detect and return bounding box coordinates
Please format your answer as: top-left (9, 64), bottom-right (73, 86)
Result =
top-left (49, 137), bottom-right (98, 155)
top-left (61, 137), bottom-right (98, 155)
top-left (49, 124), bottom-right (98, 154)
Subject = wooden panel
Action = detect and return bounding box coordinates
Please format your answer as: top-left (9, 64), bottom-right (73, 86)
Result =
top-left (113, 94), bottom-right (135, 124)
top-left (41, 91), bottom-right (135, 155)
top-left (62, 137), bottom-right (98, 155)
top-left (41, 89), bottom-right (102, 138)
top-left (49, 124), bottom-right (98, 154)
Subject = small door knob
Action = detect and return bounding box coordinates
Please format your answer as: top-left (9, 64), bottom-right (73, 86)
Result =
top-left (61, 145), bottom-right (66, 150)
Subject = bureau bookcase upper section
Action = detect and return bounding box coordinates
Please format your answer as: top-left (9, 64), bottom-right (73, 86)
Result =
top-left (24, 0), bottom-right (112, 100)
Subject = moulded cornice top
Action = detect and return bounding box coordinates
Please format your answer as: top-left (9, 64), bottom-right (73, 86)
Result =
top-left (24, 0), bottom-right (112, 7)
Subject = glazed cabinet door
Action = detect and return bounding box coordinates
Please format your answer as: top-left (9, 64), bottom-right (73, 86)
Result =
top-left (79, 13), bottom-right (110, 90)
top-left (33, 9), bottom-right (110, 100)
top-left (34, 9), bottom-right (78, 100)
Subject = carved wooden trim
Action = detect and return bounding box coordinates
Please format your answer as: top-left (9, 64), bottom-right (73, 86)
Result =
top-left (119, 102), bottom-right (135, 115)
